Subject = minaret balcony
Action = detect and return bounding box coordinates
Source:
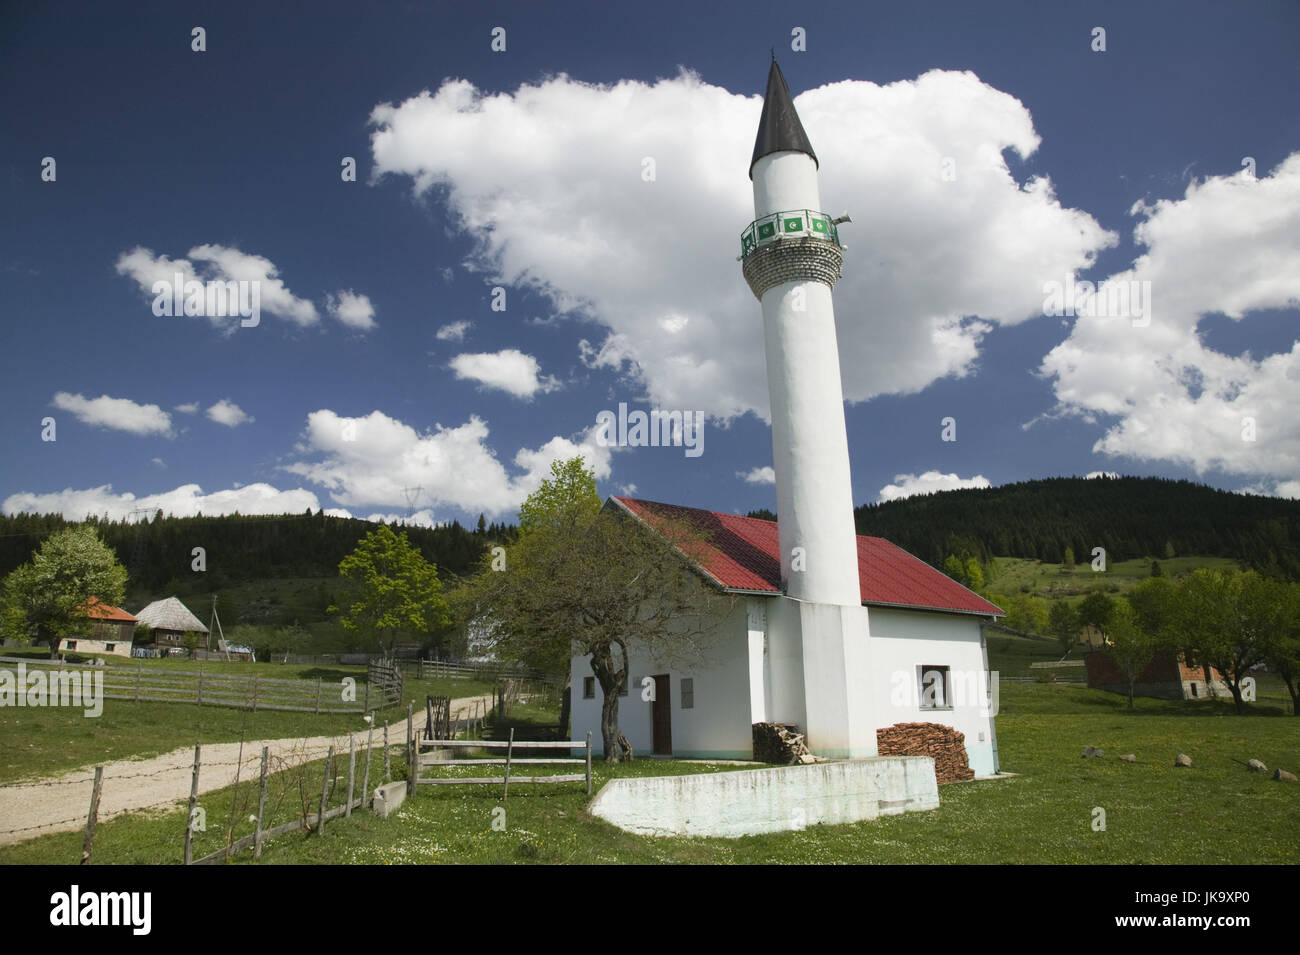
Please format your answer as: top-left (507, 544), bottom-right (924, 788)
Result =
top-left (739, 209), bottom-right (842, 259)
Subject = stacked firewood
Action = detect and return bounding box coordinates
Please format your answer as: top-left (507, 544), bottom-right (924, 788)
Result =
top-left (752, 722), bottom-right (817, 764)
top-left (876, 722), bottom-right (975, 783)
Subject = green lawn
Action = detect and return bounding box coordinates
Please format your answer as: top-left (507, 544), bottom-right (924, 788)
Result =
top-left (989, 555), bottom-right (1241, 601)
top-left (0, 649), bottom-right (495, 781)
top-left (3, 680), bottom-right (1295, 865)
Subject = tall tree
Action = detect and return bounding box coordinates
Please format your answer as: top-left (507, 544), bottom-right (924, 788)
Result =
top-left (1264, 581), bottom-right (1300, 716)
top-left (1106, 601), bottom-right (1156, 710)
top-left (1174, 569), bottom-right (1279, 714)
top-left (1047, 600), bottom-right (1080, 659)
top-left (332, 525), bottom-right (451, 657)
top-left (461, 457), bottom-right (735, 761)
top-left (0, 525), bottom-right (128, 658)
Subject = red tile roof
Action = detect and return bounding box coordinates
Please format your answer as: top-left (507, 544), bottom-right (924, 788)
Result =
top-left (78, 596), bottom-right (137, 623)
top-left (611, 497), bottom-right (1002, 618)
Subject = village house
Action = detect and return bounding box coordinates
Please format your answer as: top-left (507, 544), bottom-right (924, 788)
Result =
top-left (58, 596), bottom-right (137, 658)
top-left (132, 596), bottom-right (210, 649)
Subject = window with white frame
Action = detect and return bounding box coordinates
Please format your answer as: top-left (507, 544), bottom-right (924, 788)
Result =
top-left (919, 665), bottom-right (951, 709)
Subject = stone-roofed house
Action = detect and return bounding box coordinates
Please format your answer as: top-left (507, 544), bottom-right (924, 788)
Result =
top-left (133, 596), bottom-right (210, 649)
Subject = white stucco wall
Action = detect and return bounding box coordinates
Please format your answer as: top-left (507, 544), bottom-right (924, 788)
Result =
top-left (865, 606), bottom-right (999, 777)
top-left (570, 598), bottom-right (755, 759)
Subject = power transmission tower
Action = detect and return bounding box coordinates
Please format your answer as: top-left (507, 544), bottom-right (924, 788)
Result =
top-left (402, 486), bottom-right (423, 522)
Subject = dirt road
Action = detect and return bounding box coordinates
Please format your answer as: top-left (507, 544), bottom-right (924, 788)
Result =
top-left (0, 693), bottom-right (495, 847)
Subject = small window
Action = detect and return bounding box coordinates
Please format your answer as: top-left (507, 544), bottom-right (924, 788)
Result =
top-left (680, 678), bottom-right (694, 709)
top-left (67, 640), bottom-right (77, 650)
top-left (919, 665), bottom-right (951, 709)
top-left (105, 643), bottom-right (115, 652)
top-left (1190, 682), bottom-right (1198, 698)
top-left (582, 676), bottom-right (595, 699)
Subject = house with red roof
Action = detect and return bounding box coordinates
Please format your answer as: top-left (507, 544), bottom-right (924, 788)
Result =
top-left (569, 497), bottom-right (1005, 775)
top-left (58, 596), bottom-right (137, 658)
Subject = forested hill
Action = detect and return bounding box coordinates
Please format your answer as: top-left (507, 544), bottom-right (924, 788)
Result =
top-left (850, 476), bottom-right (1300, 578)
top-left (0, 510), bottom-right (515, 592)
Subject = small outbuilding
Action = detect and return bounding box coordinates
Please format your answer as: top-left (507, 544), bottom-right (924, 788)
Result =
top-left (132, 596), bottom-right (210, 648)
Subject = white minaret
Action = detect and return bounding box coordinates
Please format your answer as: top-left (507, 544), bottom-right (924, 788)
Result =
top-left (742, 59), bottom-right (876, 758)
top-left (742, 60), bottom-right (860, 607)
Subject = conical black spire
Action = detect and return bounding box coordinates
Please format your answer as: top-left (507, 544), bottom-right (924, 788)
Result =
top-left (749, 58), bottom-right (818, 179)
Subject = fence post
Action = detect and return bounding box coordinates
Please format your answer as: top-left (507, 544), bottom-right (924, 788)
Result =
top-left (383, 721), bottom-right (391, 782)
top-left (346, 735), bottom-right (357, 817)
top-left (80, 765), bottom-right (103, 864)
top-left (314, 677), bottom-right (322, 714)
top-left (318, 745), bottom-right (334, 836)
top-left (585, 731), bottom-right (592, 796)
top-left (184, 743), bottom-right (201, 865)
top-left (134, 662), bottom-right (142, 703)
top-left (502, 728), bottom-right (515, 801)
top-left (405, 702), bottom-right (415, 796)
top-left (362, 723), bottom-right (374, 810)
top-left (252, 676), bottom-right (259, 713)
top-left (363, 677), bottom-right (370, 714)
top-left (254, 746), bottom-right (269, 859)
top-left (197, 669), bottom-right (204, 706)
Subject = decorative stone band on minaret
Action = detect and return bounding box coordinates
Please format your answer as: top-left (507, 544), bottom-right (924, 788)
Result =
top-left (742, 235), bottom-right (844, 299)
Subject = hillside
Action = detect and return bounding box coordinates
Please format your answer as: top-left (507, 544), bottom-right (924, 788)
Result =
top-left (851, 476), bottom-right (1300, 579)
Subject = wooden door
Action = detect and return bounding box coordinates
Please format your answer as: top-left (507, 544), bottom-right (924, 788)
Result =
top-left (651, 674), bottom-right (672, 755)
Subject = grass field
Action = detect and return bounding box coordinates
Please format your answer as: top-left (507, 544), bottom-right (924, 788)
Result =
top-left (988, 555), bottom-right (1242, 602)
top-left (3, 682), bottom-right (1295, 865)
top-left (0, 648), bottom-right (494, 781)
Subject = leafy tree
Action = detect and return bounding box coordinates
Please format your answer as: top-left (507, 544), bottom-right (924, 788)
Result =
top-left (964, 557), bottom-right (984, 593)
top-left (1264, 581), bottom-right (1300, 716)
top-left (1174, 569), bottom-right (1279, 714)
top-left (1126, 576), bottom-right (1176, 640)
top-left (1077, 591), bottom-right (1115, 641)
top-left (1062, 546), bottom-right (1075, 571)
top-left (0, 525), bottom-right (128, 658)
top-left (333, 525), bottom-right (451, 658)
top-left (1106, 601), bottom-right (1156, 710)
top-left (942, 555), bottom-right (967, 586)
top-left (182, 630), bottom-right (203, 656)
top-left (1047, 600), bottom-right (1080, 659)
top-left (461, 457), bottom-right (735, 762)
top-left (1150, 559), bottom-right (1163, 577)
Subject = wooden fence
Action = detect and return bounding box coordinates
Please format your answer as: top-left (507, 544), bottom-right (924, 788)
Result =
top-left (0, 656), bottom-right (403, 714)
top-left (409, 727), bottom-right (593, 799)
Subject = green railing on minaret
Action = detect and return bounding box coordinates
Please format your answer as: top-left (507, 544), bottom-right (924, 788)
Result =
top-left (740, 209), bottom-right (842, 258)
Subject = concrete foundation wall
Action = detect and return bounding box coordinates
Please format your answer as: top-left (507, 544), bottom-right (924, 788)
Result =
top-left (588, 756), bottom-right (940, 838)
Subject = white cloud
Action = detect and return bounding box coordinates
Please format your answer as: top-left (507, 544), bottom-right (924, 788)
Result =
top-left (436, 320), bottom-right (471, 342)
top-left (1238, 479), bottom-right (1300, 500)
top-left (1039, 155), bottom-right (1300, 482)
top-left (174, 402), bottom-right (199, 414)
top-left (150, 457), bottom-right (165, 468)
top-left (52, 392), bottom-right (172, 436)
top-left (1085, 471), bottom-right (1120, 479)
top-left (878, 470), bottom-right (992, 502)
top-left (281, 408), bottom-right (611, 518)
top-left (440, 267), bottom-right (455, 284)
top-left (369, 69), bottom-right (1110, 421)
top-left (739, 466), bottom-right (776, 485)
top-left (115, 244), bottom-right (319, 328)
top-left (206, 399), bottom-right (253, 428)
top-left (2, 483), bottom-right (321, 522)
top-left (326, 290), bottom-right (377, 331)
top-left (449, 349), bottom-right (560, 399)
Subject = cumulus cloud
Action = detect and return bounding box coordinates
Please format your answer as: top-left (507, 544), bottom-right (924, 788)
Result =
top-left (369, 69), bottom-right (1110, 422)
top-left (1039, 155), bottom-right (1300, 482)
top-left (326, 290), bottom-right (377, 330)
top-left (281, 408), bottom-right (611, 518)
top-left (1238, 479), bottom-right (1300, 500)
top-left (52, 392), bottom-right (172, 436)
top-left (174, 402), bottom-right (199, 414)
top-left (449, 349), bottom-right (560, 399)
top-left (436, 320), bottom-right (471, 342)
top-left (2, 482), bottom-right (321, 521)
top-left (115, 244), bottom-right (319, 328)
top-left (739, 466), bottom-right (776, 485)
top-left (878, 470), bottom-right (992, 502)
top-left (206, 399), bottom-right (253, 427)
top-left (1085, 471), bottom-right (1120, 479)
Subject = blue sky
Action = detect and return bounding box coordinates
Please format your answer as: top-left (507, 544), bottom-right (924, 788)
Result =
top-left (2, 0), bottom-right (1298, 527)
